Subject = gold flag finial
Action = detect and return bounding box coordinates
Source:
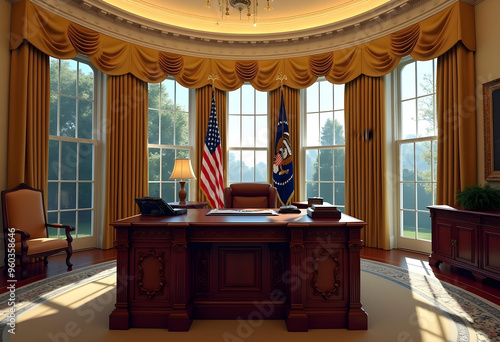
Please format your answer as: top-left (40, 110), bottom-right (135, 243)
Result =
top-left (276, 72), bottom-right (287, 90)
top-left (208, 72), bottom-right (218, 89)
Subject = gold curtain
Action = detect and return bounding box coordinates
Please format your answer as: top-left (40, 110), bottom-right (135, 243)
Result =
top-left (345, 76), bottom-right (389, 249)
top-left (7, 42), bottom-right (50, 195)
top-left (10, 0), bottom-right (475, 90)
top-left (103, 74), bottom-right (149, 249)
top-left (436, 43), bottom-right (477, 205)
top-left (269, 86), bottom-right (301, 206)
top-left (195, 86), bottom-right (227, 205)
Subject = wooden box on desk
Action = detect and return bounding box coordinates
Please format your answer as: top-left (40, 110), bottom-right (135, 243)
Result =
top-left (306, 205), bottom-right (341, 219)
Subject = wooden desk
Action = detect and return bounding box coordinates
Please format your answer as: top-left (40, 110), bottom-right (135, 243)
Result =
top-left (168, 201), bottom-right (208, 209)
top-left (109, 209), bottom-right (367, 332)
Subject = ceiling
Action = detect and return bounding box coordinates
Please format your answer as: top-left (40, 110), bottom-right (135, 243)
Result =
top-left (98, 0), bottom-right (392, 35)
top-left (34, 0), bottom-right (465, 59)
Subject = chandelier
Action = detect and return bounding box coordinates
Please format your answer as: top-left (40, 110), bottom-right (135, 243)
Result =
top-left (205, 0), bottom-right (274, 26)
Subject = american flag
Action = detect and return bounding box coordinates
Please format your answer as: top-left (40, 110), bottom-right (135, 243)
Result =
top-left (200, 92), bottom-right (225, 209)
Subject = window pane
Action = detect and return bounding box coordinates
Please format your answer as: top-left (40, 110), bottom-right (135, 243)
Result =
top-left (175, 111), bottom-right (189, 146)
top-left (78, 182), bottom-right (92, 209)
top-left (255, 151), bottom-right (267, 182)
top-left (417, 183), bottom-right (432, 211)
top-left (163, 79), bottom-right (175, 111)
top-left (320, 182), bottom-right (333, 204)
top-left (47, 212), bottom-right (59, 238)
top-left (307, 113), bottom-right (319, 146)
top-left (162, 148), bottom-right (175, 181)
top-left (60, 211), bottom-right (76, 232)
top-left (176, 149), bottom-right (190, 159)
top-left (242, 150), bottom-right (254, 182)
top-left (79, 143), bottom-right (94, 181)
top-left (400, 143), bottom-right (414, 181)
top-left (307, 82), bottom-right (319, 113)
top-left (48, 182), bottom-right (59, 211)
top-left (50, 94), bottom-right (58, 136)
top-left (320, 113), bottom-right (334, 146)
top-left (176, 84), bottom-right (189, 111)
top-left (334, 84), bottom-right (345, 110)
top-left (334, 112), bottom-right (345, 145)
top-left (417, 60), bottom-right (434, 97)
top-left (319, 149), bottom-right (333, 181)
top-left (149, 183), bottom-right (160, 197)
top-left (417, 95), bottom-right (435, 137)
top-left (402, 183), bottom-right (415, 210)
top-left (241, 116), bottom-right (255, 147)
top-left (305, 149), bottom-right (318, 181)
top-left (242, 85), bottom-right (254, 114)
top-left (416, 141), bottom-right (431, 181)
top-left (401, 99), bottom-right (416, 139)
top-left (149, 148), bottom-right (160, 181)
top-left (78, 210), bottom-right (92, 237)
top-left (148, 109), bottom-right (160, 144)
top-left (48, 140), bottom-right (60, 180)
top-left (417, 211), bottom-right (431, 241)
top-left (228, 90), bottom-right (240, 114)
top-left (60, 60), bottom-right (77, 96)
top-left (255, 91), bottom-right (267, 114)
top-left (334, 148), bottom-right (345, 181)
top-left (160, 111), bottom-right (174, 145)
top-left (402, 211), bottom-right (416, 239)
top-left (78, 100), bottom-right (93, 139)
top-left (61, 141), bottom-right (78, 180)
top-left (78, 63), bottom-right (94, 100)
top-left (307, 182), bottom-right (318, 198)
top-left (60, 96), bottom-right (76, 138)
top-left (228, 151), bottom-right (241, 183)
top-left (228, 115), bottom-right (240, 147)
top-left (401, 62), bottom-right (415, 101)
top-left (320, 82), bottom-right (333, 112)
top-left (334, 183), bottom-right (345, 207)
top-left (61, 182), bottom-right (76, 209)
top-left (255, 116), bottom-right (268, 147)
top-left (161, 182), bottom-right (176, 203)
top-left (432, 140), bottom-right (438, 182)
top-left (149, 83), bottom-right (161, 109)
top-left (50, 58), bottom-right (59, 93)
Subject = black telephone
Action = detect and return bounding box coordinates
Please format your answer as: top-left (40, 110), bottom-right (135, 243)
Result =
top-left (135, 197), bottom-right (187, 216)
top-left (279, 205), bottom-right (301, 214)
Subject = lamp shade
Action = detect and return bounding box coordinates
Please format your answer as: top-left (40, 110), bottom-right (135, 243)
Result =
top-left (169, 159), bottom-right (196, 180)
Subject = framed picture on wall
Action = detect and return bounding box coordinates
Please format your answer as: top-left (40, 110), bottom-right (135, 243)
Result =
top-left (484, 78), bottom-right (500, 181)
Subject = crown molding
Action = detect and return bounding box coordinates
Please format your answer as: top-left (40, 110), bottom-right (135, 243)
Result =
top-left (31, 0), bottom-right (461, 60)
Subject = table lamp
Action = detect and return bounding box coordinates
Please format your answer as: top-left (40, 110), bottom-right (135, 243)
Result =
top-left (169, 158), bottom-right (196, 205)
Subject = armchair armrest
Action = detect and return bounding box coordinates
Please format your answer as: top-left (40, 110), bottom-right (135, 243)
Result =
top-left (12, 229), bottom-right (30, 253)
top-left (46, 223), bottom-right (75, 242)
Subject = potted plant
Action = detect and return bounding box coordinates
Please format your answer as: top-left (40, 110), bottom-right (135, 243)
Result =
top-left (456, 184), bottom-right (500, 211)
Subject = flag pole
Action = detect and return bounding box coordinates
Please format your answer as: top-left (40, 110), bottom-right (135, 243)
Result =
top-left (276, 73), bottom-right (287, 144)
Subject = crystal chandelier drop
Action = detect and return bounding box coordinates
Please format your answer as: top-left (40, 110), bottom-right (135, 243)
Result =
top-left (205, 0), bottom-right (274, 26)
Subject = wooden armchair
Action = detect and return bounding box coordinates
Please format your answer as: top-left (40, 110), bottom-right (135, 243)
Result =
top-left (223, 183), bottom-right (277, 208)
top-left (2, 183), bottom-right (74, 279)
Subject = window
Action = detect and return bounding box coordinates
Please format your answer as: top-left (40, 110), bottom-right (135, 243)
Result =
top-left (397, 59), bottom-right (437, 242)
top-left (48, 58), bottom-right (96, 240)
top-left (148, 79), bottom-right (192, 202)
top-left (304, 80), bottom-right (345, 211)
top-left (227, 84), bottom-right (268, 184)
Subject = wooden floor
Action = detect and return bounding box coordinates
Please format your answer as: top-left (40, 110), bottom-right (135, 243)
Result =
top-left (1, 247), bottom-right (500, 306)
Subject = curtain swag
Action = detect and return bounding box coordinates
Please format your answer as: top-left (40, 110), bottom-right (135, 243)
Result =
top-left (11, 0), bottom-right (475, 89)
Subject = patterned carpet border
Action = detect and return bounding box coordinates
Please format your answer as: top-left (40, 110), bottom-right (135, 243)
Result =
top-left (1, 259), bottom-right (499, 341)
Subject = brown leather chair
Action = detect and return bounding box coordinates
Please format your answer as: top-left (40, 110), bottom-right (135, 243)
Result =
top-left (224, 183), bottom-right (277, 208)
top-left (2, 183), bottom-right (74, 279)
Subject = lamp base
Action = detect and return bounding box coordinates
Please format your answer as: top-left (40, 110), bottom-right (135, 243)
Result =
top-left (178, 181), bottom-right (187, 205)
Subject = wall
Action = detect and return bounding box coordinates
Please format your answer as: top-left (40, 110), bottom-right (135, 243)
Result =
top-left (475, 0), bottom-right (500, 186)
top-left (0, 0), bottom-right (11, 266)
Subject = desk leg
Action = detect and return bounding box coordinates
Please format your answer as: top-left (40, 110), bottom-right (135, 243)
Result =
top-left (286, 225), bottom-right (308, 332)
top-left (109, 230), bottom-right (130, 330)
top-left (169, 225), bottom-right (193, 331)
top-left (347, 238), bottom-right (368, 330)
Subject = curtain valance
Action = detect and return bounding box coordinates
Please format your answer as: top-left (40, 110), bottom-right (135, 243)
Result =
top-left (10, 0), bottom-right (475, 90)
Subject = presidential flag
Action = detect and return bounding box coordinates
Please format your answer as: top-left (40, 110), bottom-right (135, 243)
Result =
top-left (200, 91), bottom-right (225, 209)
top-left (273, 94), bottom-right (294, 206)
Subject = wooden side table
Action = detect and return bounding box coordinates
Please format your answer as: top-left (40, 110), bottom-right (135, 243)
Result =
top-left (169, 201), bottom-right (209, 209)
